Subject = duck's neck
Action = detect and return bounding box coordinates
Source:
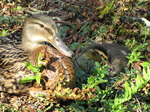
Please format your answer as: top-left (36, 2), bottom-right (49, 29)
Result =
top-left (27, 45), bottom-right (48, 66)
top-left (22, 35), bottom-right (43, 52)
top-left (22, 35), bottom-right (48, 66)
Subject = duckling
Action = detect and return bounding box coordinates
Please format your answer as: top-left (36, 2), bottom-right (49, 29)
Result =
top-left (0, 14), bottom-right (76, 94)
top-left (75, 43), bottom-right (130, 75)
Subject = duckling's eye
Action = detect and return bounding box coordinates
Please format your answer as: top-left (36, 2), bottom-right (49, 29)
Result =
top-left (99, 53), bottom-right (103, 56)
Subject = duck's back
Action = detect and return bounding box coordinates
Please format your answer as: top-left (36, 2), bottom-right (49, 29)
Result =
top-left (0, 37), bottom-right (33, 93)
top-left (0, 36), bottom-right (28, 71)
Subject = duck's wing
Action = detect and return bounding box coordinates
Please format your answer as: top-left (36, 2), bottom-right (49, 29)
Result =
top-left (0, 37), bottom-right (34, 93)
top-left (0, 42), bottom-right (27, 73)
top-left (36, 46), bottom-right (76, 90)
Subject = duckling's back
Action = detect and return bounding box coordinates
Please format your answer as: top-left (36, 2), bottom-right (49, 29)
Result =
top-left (101, 44), bottom-right (130, 75)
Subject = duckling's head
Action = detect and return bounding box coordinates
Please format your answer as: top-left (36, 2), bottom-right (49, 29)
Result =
top-left (75, 44), bottom-right (108, 73)
top-left (80, 44), bottom-right (108, 62)
top-left (22, 14), bottom-right (74, 57)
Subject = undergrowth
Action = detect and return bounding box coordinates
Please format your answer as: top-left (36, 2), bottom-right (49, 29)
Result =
top-left (0, 0), bottom-right (150, 111)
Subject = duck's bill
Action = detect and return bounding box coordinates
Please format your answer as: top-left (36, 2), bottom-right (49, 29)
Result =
top-left (49, 36), bottom-right (74, 57)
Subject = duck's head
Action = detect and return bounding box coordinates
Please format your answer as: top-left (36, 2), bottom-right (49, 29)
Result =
top-left (22, 14), bottom-right (74, 57)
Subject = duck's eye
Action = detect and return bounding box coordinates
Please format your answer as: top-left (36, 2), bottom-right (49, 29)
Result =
top-left (56, 38), bottom-right (60, 42)
top-left (39, 23), bottom-right (44, 28)
top-left (33, 22), bottom-right (45, 28)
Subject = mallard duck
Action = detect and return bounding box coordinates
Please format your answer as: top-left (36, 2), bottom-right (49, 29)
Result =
top-left (75, 43), bottom-right (130, 75)
top-left (0, 14), bottom-right (76, 94)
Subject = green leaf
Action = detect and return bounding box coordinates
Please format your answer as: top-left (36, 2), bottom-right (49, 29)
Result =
top-left (37, 53), bottom-right (43, 67)
top-left (71, 24), bottom-right (76, 30)
top-left (136, 74), bottom-right (144, 89)
top-left (38, 94), bottom-right (45, 98)
top-left (16, 6), bottom-right (23, 10)
top-left (141, 62), bottom-right (149, 67)
top-left (70, 42), bottom-right (79, 50)
top-left (20, 75), bottom-right (36, 83)
top-left (35, 73), bottom-right (41, 84)
top-left (124, 81), bottom-right (131, 98)
top-left (22, 53), bottom-right (43, 84)
top-left (95, 62), bottom-right (101, 68)
top-left (1, 30), bottom-right (9, 36)
top-left (26, 62), bottom-right (40, 72)
top-left (61, 26), bottom-right (70, 32)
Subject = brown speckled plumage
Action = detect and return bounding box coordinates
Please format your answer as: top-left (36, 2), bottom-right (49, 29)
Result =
top-left (0, 14), bottom-right (76, 94)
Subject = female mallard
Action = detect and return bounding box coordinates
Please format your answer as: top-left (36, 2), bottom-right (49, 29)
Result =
top-left (0, 14), bottom-right (76, 94)
top-left (75, 43), bottom-right (130, 75)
